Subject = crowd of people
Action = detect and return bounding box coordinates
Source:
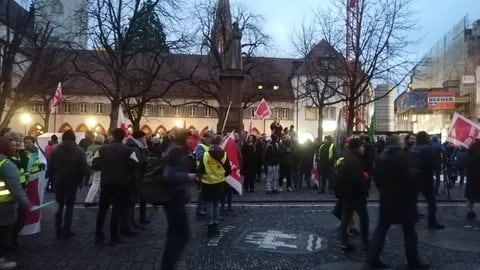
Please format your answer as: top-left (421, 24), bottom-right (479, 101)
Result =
top-left (1, 119), bottom-right (480, 269)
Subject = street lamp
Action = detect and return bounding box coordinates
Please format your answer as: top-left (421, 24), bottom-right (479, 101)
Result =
top-left (87, 117), bottom-right (96, 131)
top-left (21, 113), bottom-right (31, 135)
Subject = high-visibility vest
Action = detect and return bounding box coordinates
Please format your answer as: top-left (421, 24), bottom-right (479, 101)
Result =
top-left (0, 159), bottom-right (13, 203)
top-left (318, 143), bottom-right (335, 162)
top-left (27, 152), bottom-right (41, 174)
top-left (196, 143), bottom-right (209, 167)
top-left (201, 152), bottom-right (227, 185)
top-left (10, 156), bottom-right (26, 184)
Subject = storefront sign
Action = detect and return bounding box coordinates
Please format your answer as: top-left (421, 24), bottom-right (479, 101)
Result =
top-left (427, 91), bottom-right (455, 110)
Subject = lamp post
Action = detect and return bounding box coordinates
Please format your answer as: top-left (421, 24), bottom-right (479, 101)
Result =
top-left (21, 113), bottom-right (31, 135)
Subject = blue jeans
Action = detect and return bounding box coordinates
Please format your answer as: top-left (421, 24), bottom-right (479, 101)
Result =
top-left (205, 200), bottom-right (220, 224)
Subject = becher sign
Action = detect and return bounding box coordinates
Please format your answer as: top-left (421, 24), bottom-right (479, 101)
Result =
top-left (427, 91), bottom-right (456, 110)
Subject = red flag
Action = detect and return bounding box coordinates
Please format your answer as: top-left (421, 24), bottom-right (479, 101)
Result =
top-left (221, 132), bottom-right (242, 195)
top-left (49, 82), bottom-right (62, 110)
top-left (447, 112), bottom-right (480, 148)
top-left (117, 105), bottom-right (131, 137)
top-left (255, 98), bottom-right (271, 120)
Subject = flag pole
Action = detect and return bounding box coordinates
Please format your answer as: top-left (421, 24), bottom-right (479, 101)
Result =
top-left (221, 101), bottom-right (232, 134)
top-left (53, 107), bottom-right (57, 132)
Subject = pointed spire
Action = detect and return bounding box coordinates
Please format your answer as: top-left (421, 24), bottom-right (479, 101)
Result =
top-left (211, 0), bottom-right (233, 60)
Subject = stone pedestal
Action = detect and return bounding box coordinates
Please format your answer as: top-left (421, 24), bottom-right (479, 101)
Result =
top-left (217, 72), bottom-right (245, 133)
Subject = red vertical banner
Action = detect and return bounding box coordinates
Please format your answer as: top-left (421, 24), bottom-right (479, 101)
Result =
top-left (21, 171), bottom-right (46, 235)
top-left (221, 132), bottom-right (242, 195)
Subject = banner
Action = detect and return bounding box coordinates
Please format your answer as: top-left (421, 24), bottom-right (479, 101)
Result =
top-left (221, 132), bottom-right (242, 195)
top-left (21, 171), bottom-right (46, 235)
top-left (49, 82), bottom-right (62, 110)
top-left (117, 105), bottom-right (131, 137)
top-left (255, 98), bottom-right (271, 120)
top-left (447, 112), bottom-right (480, 148)
top-left (427, 91), bottom-right (455, 110)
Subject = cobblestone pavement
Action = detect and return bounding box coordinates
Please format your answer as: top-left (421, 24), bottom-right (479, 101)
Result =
top-left (7, 200), bottom-right (480, 270)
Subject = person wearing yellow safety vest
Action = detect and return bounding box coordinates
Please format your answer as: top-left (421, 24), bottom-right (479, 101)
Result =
top-left (0, 137), bottom-right (34, 270)
top-left (198, 134), bottom-right (231, 238)
top-left (23, 136), bottom-right (44, 175)
top-left (194, 130), bottom-right (213, 217)
top-left (317, 135), bottom-right (336, 194)
top-left (2, 131), bottom-right (29, 254)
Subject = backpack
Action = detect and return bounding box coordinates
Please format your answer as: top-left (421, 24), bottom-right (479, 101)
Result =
top-left (139, 157), bottom-right (167, 204)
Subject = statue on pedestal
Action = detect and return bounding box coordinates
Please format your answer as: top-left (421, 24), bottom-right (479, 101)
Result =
top-left (227, 22), bottom-right (242, 71)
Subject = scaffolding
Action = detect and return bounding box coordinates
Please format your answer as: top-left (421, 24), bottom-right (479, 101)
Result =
top-left (412, 16), bottom-right (471, 89)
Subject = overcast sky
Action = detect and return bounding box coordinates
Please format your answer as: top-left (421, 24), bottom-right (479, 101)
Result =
top-left (238, 0), bottom-right (480, 60)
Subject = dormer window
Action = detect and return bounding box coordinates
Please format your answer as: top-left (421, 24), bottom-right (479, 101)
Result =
top-left (273, 84), bottom-right (280, 90)
top-left (257, 84), bottom-right (263, 90)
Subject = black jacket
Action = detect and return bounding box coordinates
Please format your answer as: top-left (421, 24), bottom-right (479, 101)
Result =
top-left (409, 144), bottom-right (434, 187)
top-left (334, 150), bottom-right (368, 200)
top-left (93, 141), bottom-right (138, 187)
top-left (262, 142), bottom-right (280, 166)
top-left (48, 141), bottom-right (88, 186)
top-left (374, 146), bottom-right (417, 224)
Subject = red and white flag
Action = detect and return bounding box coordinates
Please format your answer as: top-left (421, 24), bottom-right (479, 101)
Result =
top-left (255, 98), bottom-right (271, 120)
top-left (21, 171), bottom-right (46, 235)
top-left (49, 82), bottom-right (62, 110)
top-left (117, 105), bottom-right (131, 137)
top-left (447, 112), bottom-right (480, 148)
top-left (221, 132), bottom-right (242, 195)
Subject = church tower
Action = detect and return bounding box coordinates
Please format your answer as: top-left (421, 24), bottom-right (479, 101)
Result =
top-left (211, 0), bottom-right (233, 70)
top-left (34, 0), bottom-right (88, 49)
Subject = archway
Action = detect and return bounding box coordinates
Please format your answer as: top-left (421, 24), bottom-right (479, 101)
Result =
top-left (93, 124), bottom-right (106, 135)
top-left (187, 125), bottom-right (196, 132)
top-left (76, 123), bottom-right (88, 132)
top-left (251, 127), bottom-right (260, 136)
top-left (58, 123), bottom-right (72, 133)
top-left (154, 125), bottom-right (167, 136)
top-left (141, 125), bottom-right (152, 135)
top-left (27, 123), bottom-right (45, 137)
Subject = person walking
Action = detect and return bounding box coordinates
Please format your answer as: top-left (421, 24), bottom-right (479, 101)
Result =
top-left (333, 137), bottom-right (369, 253)
top-left (194, 131), bottom-right (213, 217)
top-left (92, 128), bottom-right (139, 244)
top-left (465, 139), bottom-right (480, 219)
top-left (410, 131), bottom-right (445, 229)
top-left (160, 128), bottom-right (197, 270)
top-left (199, 134), bottom-right (231, 237)
top-left (0, 137), bottom-right (34, 269)
top-left (48, 130), bottom-right (89, 238)
top-left (367, 135), bottom-right (429, 269)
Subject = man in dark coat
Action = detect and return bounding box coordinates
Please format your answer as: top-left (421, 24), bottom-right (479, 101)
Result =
top-left (367, 135), bottom-right (428, 269)
top-left (410, 131), bottom-right (444, 229)
top-left (93, 128), bottom-right (139, 244)
top-left (466, 139), bottom-right (480, 219)
top-left (334, 137), bottom-right (369, 253)
top-left (48, 130), bottom-right (88, 238)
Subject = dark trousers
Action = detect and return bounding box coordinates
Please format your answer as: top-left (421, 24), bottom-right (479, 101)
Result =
top-left (7, 204), bottom-right (26, 246)
top-left (161, 202), bottom-right (190, 270)
top-left (319, 164), bottom-right (333, 192)
top-left (0, 225), bottom-right (8, 257)
top-left (96, 183), bottom-right (130, 238)
top-left (419, 183), bottom-right (437, 224)
top-left (130, 194), bottom-right (148, 222)
top-left (55, 182), bottom-right (78, 233)
top-left (433, 167), bottom-right (441, 193)
top-left (278, 164), bottom-right (292, 188)
top-left (340, 197), bottom-right (369, 246)
top-left (368, 220), bottom-right (418, 265)
top-left (243, 171), bottom-right (255, 192)
top-left (221, 185), bottom-right (233, 209)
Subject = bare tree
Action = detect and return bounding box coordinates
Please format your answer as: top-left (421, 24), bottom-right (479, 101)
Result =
top-left (0, 0), bottom-right (72, 129)
top-left (73, 0), bottom-right (192, 131)
top-left (312, 0), bottom-right (418, 136)
top-left (290, 16), bottom-right (345, 140)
